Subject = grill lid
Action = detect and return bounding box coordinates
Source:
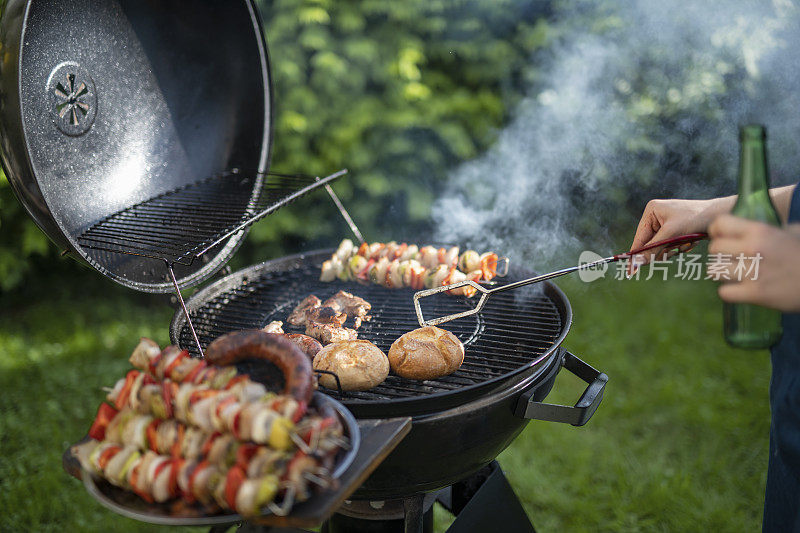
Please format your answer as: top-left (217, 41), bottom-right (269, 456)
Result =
top-left (170, 250), bottom-right (572, 417)
top-left (0, 0), bottom-right (273, 291)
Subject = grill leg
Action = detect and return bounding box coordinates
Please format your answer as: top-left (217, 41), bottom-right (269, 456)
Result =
top-left (440, 461), bottom-right (535, 533)
top-left (403, 493), bottom-right (425, 533)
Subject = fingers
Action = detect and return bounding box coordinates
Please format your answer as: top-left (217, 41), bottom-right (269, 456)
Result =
top-left (629, 213), bottom-right (660, 254)
top-left (718, 281), bottom-right (758, 304)
top-left (627, 226), bottom-right (674, 274)
top-left (665, 242), bottom-right (697, 260)
top-left (707, 238), bottom-right (742, 256)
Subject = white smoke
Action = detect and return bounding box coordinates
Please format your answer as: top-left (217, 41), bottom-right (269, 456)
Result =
top-left (433, 0), bottom-right (800, 269)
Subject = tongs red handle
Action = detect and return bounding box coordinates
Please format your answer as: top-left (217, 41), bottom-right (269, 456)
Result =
top-left (615, 232), bottom-right (708, 260)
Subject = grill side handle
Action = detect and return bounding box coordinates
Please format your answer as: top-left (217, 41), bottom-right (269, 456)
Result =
top-left (515, 350), bottom-right (607, 426)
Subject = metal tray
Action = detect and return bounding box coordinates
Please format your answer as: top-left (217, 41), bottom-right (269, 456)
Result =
top-left (71, 392), bottom-right (360, 527)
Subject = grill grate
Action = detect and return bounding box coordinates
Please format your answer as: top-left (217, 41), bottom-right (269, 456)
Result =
top-left (175, 256), bottom-right (566, 407)
top-left (77, 170), bottom-right (347, 266)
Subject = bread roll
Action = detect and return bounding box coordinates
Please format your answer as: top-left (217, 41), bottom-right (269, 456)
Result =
top-left (388, 326), bottom-right (464, 380)
top-left (312, 340), bottom-right (389, 391)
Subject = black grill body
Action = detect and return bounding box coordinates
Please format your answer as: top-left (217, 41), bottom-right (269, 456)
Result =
top-left (170, 249), bottom-right (588, 497)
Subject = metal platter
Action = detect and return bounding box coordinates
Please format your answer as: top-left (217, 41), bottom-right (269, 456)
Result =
top-left (75, 392), bottom-right (360, 526)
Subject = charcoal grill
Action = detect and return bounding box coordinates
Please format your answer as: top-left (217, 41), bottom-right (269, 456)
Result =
top-left (170, 250), bottom-right (608, 531)
top-left (1, 1), bottom-right (609, 531)
top-left (170, 252), bottom-right (569, 417)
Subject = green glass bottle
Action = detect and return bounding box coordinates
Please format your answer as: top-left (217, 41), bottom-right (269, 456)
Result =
top-left (723, 125), bottom-right (783, 349)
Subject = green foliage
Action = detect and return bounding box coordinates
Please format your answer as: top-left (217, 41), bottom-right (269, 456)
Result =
top-left (240, 0), bottom-right (551, 261)
top-left (0, 171), bottom-right (57, 291)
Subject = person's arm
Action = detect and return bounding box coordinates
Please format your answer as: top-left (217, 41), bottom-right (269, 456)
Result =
top-left (768, 184), bottom-right (797, 223)
top-left (628, 185), bottom-right (797, 269)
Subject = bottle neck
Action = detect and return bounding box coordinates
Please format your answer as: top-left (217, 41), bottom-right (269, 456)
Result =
top-left (738, 138), bottom-right (770, 197)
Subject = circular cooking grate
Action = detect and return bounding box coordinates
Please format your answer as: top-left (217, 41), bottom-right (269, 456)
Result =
top-left (172, 250), bottom-right (570, 414)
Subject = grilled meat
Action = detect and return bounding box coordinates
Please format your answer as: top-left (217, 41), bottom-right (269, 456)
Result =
top-left (285, 333), bottom-right (323, 360)
top-left (305, 322), bottom-right (358, 344)
top-left (305, 306), bottom-right (347, 327)
top-left (287, 295), bottom-right (321, 326)
top-left (322, 290), bottom-right (372, 329)
top-left (262, 321), bottom-right (284, 334)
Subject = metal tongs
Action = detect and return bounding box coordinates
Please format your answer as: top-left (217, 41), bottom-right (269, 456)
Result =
top-left (414, 232), bottom-right (708, 326)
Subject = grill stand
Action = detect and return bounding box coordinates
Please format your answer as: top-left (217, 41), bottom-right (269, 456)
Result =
top-left (235, 462), bottom-right (535, 533)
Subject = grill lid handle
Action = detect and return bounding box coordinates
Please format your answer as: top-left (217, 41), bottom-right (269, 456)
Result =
top-left (515, 350), bottom-right (607, 426)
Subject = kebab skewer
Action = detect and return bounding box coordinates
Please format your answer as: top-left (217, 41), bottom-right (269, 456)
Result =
top-left (128, 336), bottom-right (313, 403)
top-left (87, 403), bottom-right (341, 476)
top-left (320, 239), bottom-right (506, 297)
top-left (106, 371), bottom-right (301, 449)
top-left (72, 437), bottom-right (318, 516)
top-left (74, 334), bottom-right (346, 517)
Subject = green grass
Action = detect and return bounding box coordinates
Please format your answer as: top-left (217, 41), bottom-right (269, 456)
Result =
top-left (0, 269), bottom-right (770, 532)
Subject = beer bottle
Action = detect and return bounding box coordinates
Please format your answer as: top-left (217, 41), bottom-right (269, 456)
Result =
top-left (723, 124), bottom-right (783, 348)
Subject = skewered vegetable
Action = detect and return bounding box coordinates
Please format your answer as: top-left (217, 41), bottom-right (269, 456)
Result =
top-left (320, 239), bottom-right (505, 296)
top-left (76, 336), bottom-right (348, 518)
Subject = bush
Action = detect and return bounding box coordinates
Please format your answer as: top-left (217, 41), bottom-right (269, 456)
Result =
top-left (0, 173), bottom-right (56, 291)
top-left (241, 0), bottom-right (552, 262)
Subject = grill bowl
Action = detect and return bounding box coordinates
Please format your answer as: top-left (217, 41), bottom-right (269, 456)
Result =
top-left (171, 249), bottom-right (576, 498)
top-left (171, 249), bottom-right (571, 418)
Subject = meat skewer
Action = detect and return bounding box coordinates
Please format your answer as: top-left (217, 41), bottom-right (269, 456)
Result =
top-left (77, 336), bottom-right (347, 519)
top-left (320, 239), bottom-right (507, 292)
top-left (90, 403), bottom-right (342, 471)
top-left (129, 333), bottom-right (314, 412)
top-left (105, 373), bottom-right (299, 447)
top-left (72, 437), bottom-right (324, 516)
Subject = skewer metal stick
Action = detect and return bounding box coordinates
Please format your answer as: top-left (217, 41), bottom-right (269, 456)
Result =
top-left (268, 486), bottom-right (296, 516)
top-left (290, 432), bottom-right (312, 455)
top-left (166, 261), bottom-right (205, 358)
top-left (303, 472), bottom-right (330, 488)
top-left (327, 436), bottom-right (351, 450)
top-left (319, 176), bottom-right (364, 244)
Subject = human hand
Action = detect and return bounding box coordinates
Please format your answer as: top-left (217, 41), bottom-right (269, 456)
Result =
top-left (628, 197), bottom-right (732, 273)
top-left (708, 215), bottom-right (800, 313)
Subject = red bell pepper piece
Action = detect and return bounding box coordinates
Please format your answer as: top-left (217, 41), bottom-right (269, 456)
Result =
top-left (88, 403), bottom-right (119, 441)
top-left (114, 370), bottom-right (140, 410)
top-left (224, 465), bottom-right (247, 511)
